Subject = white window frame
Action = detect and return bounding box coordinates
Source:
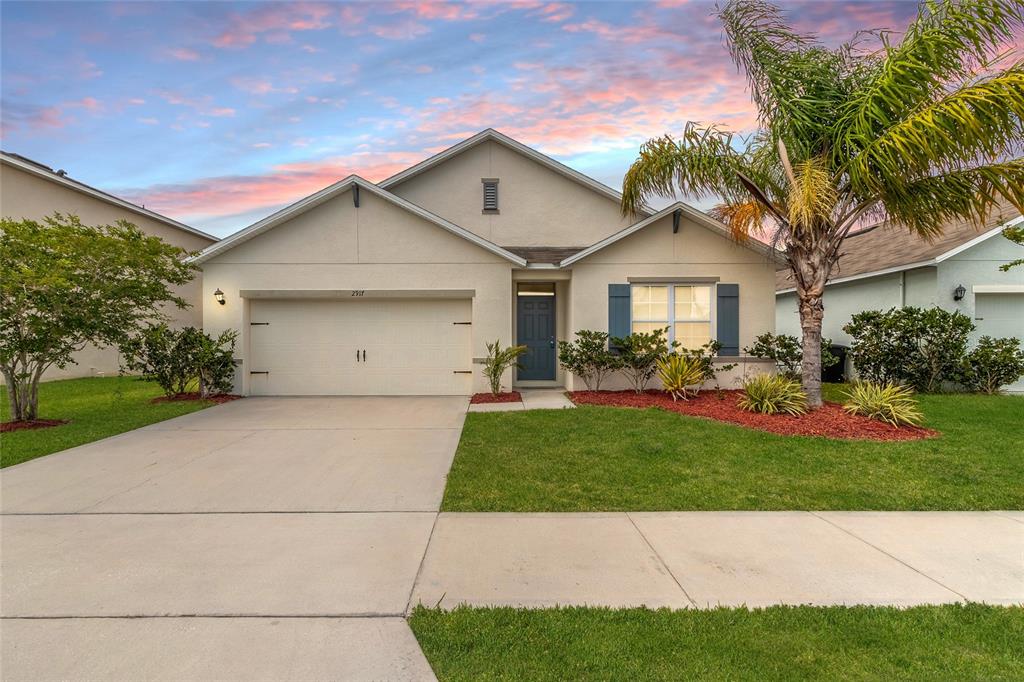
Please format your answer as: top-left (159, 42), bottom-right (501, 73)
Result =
top-left (630, 283), bottom-right (716, 348)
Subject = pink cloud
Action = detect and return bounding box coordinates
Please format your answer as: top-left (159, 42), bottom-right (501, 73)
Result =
top-left (211, 2), bottom-right (333, 48)
top-left (167, 47), bottom-right (200, 61)
top-left (534, 3), bottom-right (575, 23)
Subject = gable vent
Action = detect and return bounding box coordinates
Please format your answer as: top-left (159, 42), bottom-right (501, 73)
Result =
top-left (482, 178), bottom-right (499, 213)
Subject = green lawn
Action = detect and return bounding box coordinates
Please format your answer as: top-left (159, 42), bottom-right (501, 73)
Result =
top-left (409, 604), bottom-right (1024, 681)
top-left (442, 387), bottom-right (1023, 511)
top-left (1, 376), bottom-right (219, 467)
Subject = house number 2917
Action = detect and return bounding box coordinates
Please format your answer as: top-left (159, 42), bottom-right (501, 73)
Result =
top-left (351, 290), bottom-right (365, 297)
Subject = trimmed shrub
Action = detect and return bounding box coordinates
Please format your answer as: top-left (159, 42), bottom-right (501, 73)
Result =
top-left (121, 324), bottom-right (238, 398)
top-left (844, 307), bottom-right (973, 392)
top-left (744, 332), bottom-right (838, 379)
top-left (962, 336), bottom-right (1024, 394)
top-left (657, 353), bottom-right (706, 401)
top-left (483, 340), bottom-right (528, 395)
top-left (842, 381), bottom-right (923, 427)
top-left (611, 328), bottom-right (674, 394)
top-left (558, 330), bottom-right (621, 390)
top-left (738, 374), bottom-right (808, 415)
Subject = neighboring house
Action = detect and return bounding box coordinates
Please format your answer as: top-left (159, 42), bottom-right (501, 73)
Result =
top-left (194, 129), bottom-right (780, 396)
top-left (776, 207), bottom-right (1024, 392)
top-left (0, 151), bottom-right (217, 381)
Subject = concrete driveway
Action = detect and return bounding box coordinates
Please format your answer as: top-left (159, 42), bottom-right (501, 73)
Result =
top-left (2, 396), bottom-right (465, 681)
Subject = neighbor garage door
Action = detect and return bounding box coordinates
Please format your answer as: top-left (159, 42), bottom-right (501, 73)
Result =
top-left (249, 298), bottom-right (472, 395)
top-left (975, 292), bottom-right (1024, 392)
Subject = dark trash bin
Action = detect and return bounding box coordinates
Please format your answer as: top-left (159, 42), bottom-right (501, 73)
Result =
top-left (822, 344), bottom-right (848, 383)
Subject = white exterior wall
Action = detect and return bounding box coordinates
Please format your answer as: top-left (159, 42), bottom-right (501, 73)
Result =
top-left (387, 140), bottom-right (634, 247)
top-left (200, 188), bottom-right (513, 395)
top-left (0, 162), bottom-right (215, 381)
top-left (568, 213), bottom-right (777, 391)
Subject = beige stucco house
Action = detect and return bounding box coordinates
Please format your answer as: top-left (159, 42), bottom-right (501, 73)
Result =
top-left (194, 129), bottom-right (779, 396)
top-left (1, 152), bottom-right (217, 381)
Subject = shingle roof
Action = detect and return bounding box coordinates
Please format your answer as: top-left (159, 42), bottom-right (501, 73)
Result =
top-left (503, 246), bottom-right (587, 265)
top-left (775, 204), bottom-right (1022, 291)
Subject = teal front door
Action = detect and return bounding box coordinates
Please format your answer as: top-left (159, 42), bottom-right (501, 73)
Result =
top-left (516, 293), bottom-right (555, 380)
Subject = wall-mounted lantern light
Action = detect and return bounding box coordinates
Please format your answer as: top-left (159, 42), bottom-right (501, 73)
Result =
top-left (214, 288), bottom-right (226, 305)
top-left (953, 284), bottom-right (966, 302)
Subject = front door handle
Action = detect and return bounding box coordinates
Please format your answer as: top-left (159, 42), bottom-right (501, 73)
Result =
top-left (549, 337), bottom-right (555, 348)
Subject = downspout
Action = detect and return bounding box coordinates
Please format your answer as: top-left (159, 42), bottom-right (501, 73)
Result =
top-left (900, 271), bottom-right (906, 308)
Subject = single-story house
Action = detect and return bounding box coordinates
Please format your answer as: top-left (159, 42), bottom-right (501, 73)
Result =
top-left (194, 129), bottom-right (781, 396)
top-left (0, 151), bottom-right (217, 381)
top-left (776, 206), bottom-right (1024, 392)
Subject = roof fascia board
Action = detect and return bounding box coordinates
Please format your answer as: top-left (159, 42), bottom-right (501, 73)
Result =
top-left (1, 153), bottom-right (216, 242)
top-left (934, 214), bottom-right (1024, 263)
top-left (190, 176), bottom-right (526, 267)
top-left (379, 128), bottom-right (653, 216)
top-left (776, 259), bottom-right (937, 294)
top-left (560, 202), bottom-right (783, 267)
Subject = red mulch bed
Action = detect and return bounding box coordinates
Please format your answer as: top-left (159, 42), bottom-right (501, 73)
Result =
top-left (470, 391), bottom-right (522, 404)
top-left (1, 419), bottom-right (69, 433)
top-left (570, 390), bottom-right (937, 442)
top-left (151, 393), bottom-right (242, 405)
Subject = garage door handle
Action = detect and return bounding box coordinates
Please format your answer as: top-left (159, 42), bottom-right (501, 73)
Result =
top-left (362, 350), bottom-right (367, 362)
top-left (356, 350), bottom-right (360, 362)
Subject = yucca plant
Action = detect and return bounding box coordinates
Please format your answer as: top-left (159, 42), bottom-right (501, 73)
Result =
top-left (657, 353), bottom-right (706, 400)
top-left (621, 0), bottom-right (1024, 409)
top-left (483, 340), bottom-right (528, 395)
top-left (842, 381), bottom-right (923, 427)
top-left (738, 374), bottom-right (808, 415)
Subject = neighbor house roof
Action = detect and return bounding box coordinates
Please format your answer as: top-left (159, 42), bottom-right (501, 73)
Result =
top-left (776, 205), bottom-right (1024, 292)
top-left (379, 128), bottom-right (652, 215)
top-left (560, 202), bottom-right (785, 267)
top-left (190, 175), bottom-right (527, 266)
top-left (1, 151), bottom-right (217, 242)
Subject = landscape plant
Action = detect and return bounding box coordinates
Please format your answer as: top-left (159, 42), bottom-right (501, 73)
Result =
top-left (0, 214), bottom-right (196, 422)
top-left (620, 0), bottom-right (1024, 408)
top-left (961, 336), bottom-right (1024, 394)
top-left (483, 340), bottom-right (528, 395)
top-left (121, 325), bottom-right (238, 398)
top-left (842, 381), bottom-right (923, 427)
top-left (611, 328), bottom-right (674, 393)
top-left (844, 307), bottom-right (973, 391)
top-left (558, 330), bottom-right (621, 390)
top-left (744, 332), bottom-right (838, 379)
top-left (656, 353), bottom-right (705, 400)
top-left (737, 374), bottom-right (808, 415)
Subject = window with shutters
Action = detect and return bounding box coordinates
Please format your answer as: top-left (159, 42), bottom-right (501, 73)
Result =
top-left (631, 284), bottom-right (713, 349)
top-left (482, 178), bottom-right (499, 213)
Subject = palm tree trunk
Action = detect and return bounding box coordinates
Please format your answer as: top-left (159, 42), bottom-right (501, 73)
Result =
top-left (798, 295), bottom-right (824, 408)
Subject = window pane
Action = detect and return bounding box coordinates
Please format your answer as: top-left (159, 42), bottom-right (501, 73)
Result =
top-left (633, 321), bottom-right (669, 336)
top-left (675, 285), bottom-right (710, 321)
top-left (674, 322), bottom-right (712, 350)
top-left (632, 285), bottom-right (668, 321)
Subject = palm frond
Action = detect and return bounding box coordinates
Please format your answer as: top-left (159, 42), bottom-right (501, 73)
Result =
top-left (708, 200), bottom-right (771, 241)
top-left (880, 159), bottom-right (1024, 236)
top-left (845, 64), bottom-right (1024, 193)
top-left (787, 156), bottom-right (838, 229)
top-left (838, 0), bottom-right (1024, 142)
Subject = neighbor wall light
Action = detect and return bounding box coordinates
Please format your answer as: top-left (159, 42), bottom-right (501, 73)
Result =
top-left (953, 284), bottom-right (966, 302)
top-left (214, 288), bottom-right (226, 305)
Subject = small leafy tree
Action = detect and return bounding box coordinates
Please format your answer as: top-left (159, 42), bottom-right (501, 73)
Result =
top-left (483, 340), bottom-right (528, 395)
top-left (121, 325), bottom-right (238, 399)
top-left (844, 307), bottom-right (972, 392)
top-left (1, 214), bottom-right (196, 421)
top-left (612, 328), bottom-right (674, 393)
top-left (558, 330), bottom-right (621, 390)
top-left (744, 332), bottom-right (838, 379)
top-left (962, 336), bottom-right (1024, 394)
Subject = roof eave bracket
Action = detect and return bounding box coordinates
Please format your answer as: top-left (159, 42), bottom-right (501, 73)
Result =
top-left (672, 208), bottom-right (683, 234)
top-left (353, 184), bottom-right (360, 208)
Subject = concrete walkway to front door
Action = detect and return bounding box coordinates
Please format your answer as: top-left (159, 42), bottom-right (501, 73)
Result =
top-left (2, 396), bottom-right (463, 681)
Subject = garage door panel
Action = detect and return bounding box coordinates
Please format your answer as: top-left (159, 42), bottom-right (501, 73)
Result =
top-left (249, 299), bottom-right (472, 396)
top-left (974, 293), bottom-right (1024, 393)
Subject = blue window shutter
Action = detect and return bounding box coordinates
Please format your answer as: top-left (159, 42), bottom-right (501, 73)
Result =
top-left (717, 284), bottom-right (740, 356)
top-left (608, 284), bottom-right (631, 344)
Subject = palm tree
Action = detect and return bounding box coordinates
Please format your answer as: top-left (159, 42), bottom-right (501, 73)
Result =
top-left (621, 0), bottom-right (1024, 407)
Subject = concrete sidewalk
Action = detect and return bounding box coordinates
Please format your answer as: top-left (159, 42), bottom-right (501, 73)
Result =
top-left (411, 511), bottom-right (1024, 610)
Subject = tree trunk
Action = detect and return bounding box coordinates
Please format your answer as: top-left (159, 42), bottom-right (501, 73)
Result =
top-left (1, 362), bottom-right (42, 422)
top-left (2, 366), bottom-right (23, 422)
top-left (798, 295), bottom-right (825, 408)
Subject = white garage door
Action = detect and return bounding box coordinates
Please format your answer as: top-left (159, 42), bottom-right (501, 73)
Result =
top-left (249, 298), bottom-right (473, 396)
top-left (975, 293), bottom-right (1024, 393)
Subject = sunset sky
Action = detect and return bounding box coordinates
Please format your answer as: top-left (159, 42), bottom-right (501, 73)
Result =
top-left (1, 1), bottom-right (928, 236)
